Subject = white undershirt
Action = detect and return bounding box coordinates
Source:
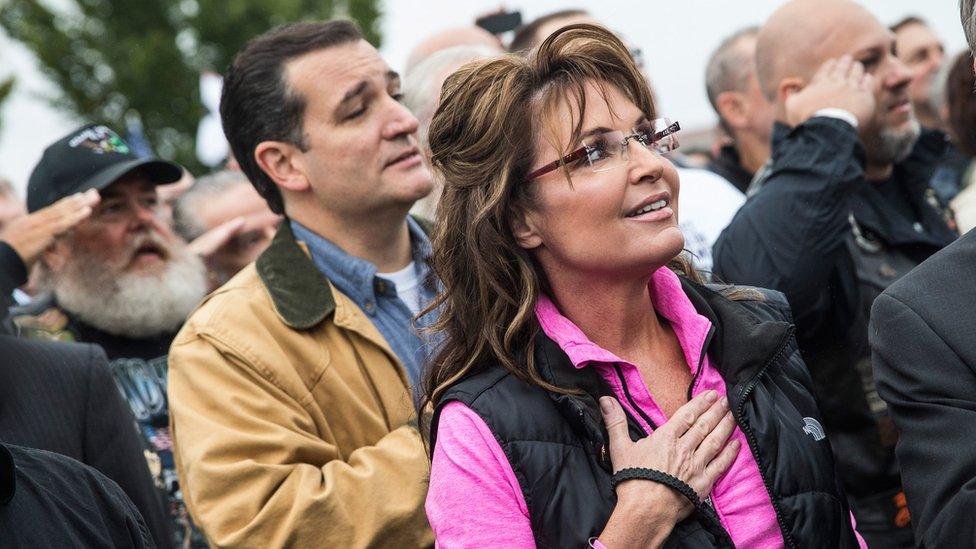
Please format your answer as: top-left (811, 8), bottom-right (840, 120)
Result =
top-left (378, 261), bottom-right (422, 316)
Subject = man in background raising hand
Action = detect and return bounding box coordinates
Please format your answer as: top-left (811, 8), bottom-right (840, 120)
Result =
top-left (0, 190), bottom-right (99, 321)
top-left (783, 56), bottom-right (875, 129)
top-left (713, 1), bottom-right (957, 546)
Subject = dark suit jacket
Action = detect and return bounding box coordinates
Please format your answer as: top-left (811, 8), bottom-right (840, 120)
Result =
top-left (0, 335), bottom-right (172, 547)
top-left (1, 441), bottom-right (155, 548)
top-left (870, 229), bottom-right (976, 548)
top-left (0, 241), bottom-right (27, 335)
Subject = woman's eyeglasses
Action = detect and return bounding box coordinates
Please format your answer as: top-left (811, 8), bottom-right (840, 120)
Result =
top-left (524, 118), bottom-right (680, 183)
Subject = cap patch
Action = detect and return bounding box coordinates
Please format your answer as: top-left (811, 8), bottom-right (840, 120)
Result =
top-left (68, 125), bottom-right (130, 155)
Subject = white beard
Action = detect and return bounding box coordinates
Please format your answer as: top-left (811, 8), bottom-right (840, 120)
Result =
top-left (54, 245), bottom-right (208, 339)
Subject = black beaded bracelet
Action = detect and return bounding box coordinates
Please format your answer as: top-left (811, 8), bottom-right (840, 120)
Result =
top-left (610, 467), bottom-right (702, 509)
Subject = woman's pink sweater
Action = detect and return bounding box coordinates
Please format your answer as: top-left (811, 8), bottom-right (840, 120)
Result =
top-left (426, 267), bottom-right (864, 548)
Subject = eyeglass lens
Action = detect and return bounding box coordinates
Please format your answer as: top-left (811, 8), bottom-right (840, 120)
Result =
top-left (584, 118), bottom-right (678, 173)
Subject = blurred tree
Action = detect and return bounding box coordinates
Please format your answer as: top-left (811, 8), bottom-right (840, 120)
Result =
top-left (0, 77), bottom-right (13, 128)
top-left (0, 0), bottom-right (382, 173)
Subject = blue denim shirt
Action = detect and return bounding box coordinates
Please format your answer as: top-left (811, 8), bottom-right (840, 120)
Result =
top-left (290, 218), bottom-right (436, 386)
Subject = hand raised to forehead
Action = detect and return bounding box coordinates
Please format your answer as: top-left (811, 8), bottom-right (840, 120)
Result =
top-left (785, 55), bottom-right (876, 129)
top-left (186, 217), bottom-right (246, 259)
top-left (185, 211), bottom-right (281, 260)
top-left (0, 189), bottom-right (100, 267)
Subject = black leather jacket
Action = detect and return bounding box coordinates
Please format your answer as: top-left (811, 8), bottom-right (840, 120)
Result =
top-left (713, 118), bottom-right (957, 499)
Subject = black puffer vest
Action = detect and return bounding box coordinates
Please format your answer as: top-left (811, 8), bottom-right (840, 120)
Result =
top-left (430, 281), bottom-right (859, 548)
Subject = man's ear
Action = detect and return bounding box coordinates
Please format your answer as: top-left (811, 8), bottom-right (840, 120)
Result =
top-left (776, 76), bottom-right (806, 104)
top-left (254, 141), bottom-right (310, 193)
top-left (716, 91), bottom-right (748, 130)
top-left (42, 239), bottom-right (68, 274)
top-left (511, 209), bottom-right (543, 250)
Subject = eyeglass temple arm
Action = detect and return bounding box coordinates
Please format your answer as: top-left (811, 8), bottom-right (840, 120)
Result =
top-left (524, 147), bottom-right (589, 182)
top-left (653, 121), bottom-right (681, 141)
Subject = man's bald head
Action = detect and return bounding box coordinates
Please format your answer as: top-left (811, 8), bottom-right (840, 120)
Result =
top-left (758, 0), bottom-right (918, 173)
top-left (406, 27), bottom-right (501, 71)
top-left (757, 0), bottom-right (886, 101)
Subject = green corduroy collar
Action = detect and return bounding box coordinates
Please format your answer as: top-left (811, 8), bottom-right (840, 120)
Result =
top-left (255, 221), bottom-right (335, 330)
top-left (255, 216), bottom-right (435, 330)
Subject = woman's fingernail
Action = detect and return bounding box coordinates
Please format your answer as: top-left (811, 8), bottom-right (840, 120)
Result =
top-left (600, 397), bottom-right (613, 415)
top-left (706, 390), bottom-right (718, 402)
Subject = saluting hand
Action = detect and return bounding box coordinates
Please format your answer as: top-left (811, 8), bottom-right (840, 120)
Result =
top-left (0, 189), bottom-right (100, 267)
top-left (785, 55), bottom-right (876, 129)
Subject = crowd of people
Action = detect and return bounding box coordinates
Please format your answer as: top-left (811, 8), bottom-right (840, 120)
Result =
top-left (0, 0), bottom-right (974, 547)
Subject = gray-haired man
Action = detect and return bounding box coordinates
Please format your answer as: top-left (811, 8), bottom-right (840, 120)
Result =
top-left (402, 44), bottom-right (500, 218)
top-left (704, 27), bottom-right (776, 194)
top-left (173, 170), bottom-right (280, 289)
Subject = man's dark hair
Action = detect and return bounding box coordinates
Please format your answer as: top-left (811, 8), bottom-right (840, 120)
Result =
top-left (220, 20), bottom-right (363, 215)
top-left (508, 9), bottom-right (588, 53)
top-left (891, 15), bottom-right (927, 34)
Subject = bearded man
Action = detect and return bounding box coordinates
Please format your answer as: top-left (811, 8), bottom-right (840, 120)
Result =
top-left (712, 1), bottom-right (958, 546)
top-left (14, 124), bottom-right (209, 548)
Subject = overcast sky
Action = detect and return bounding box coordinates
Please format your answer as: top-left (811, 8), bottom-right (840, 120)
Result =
top-left (0, 0), bottom-right (967, 193)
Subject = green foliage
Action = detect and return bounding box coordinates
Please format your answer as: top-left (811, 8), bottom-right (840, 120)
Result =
top-left (0, 0), bottom-right (382, 173)
top-left (0, 76), bottom-right (13, 129)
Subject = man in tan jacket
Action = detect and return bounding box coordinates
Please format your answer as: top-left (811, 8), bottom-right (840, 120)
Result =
top-left (168, 20), bottom-right (436, 547)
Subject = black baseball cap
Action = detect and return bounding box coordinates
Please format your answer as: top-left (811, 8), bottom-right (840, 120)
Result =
top-left (26, 124), bottom-right (183, 213)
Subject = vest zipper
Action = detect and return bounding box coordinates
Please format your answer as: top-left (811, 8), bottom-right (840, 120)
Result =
top-left (687, 326), bottom-right (716, 401)
top-left (612, 362), bottom-right (657, 431)
top-left (732, 325), bottom-right (798, 549)
top-left (681, 327), bottom-right (727, 529)
top-left (612, 362), bottom-right (733, 546)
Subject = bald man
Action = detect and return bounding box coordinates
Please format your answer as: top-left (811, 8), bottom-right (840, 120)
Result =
top-left (406, 26), bottom-right (501, 71)
top-left (713, 2), bottom-right (957, 547)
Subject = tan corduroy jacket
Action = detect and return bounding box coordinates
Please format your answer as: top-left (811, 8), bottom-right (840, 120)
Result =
top-left (168, 223), bottom-right (433, 548)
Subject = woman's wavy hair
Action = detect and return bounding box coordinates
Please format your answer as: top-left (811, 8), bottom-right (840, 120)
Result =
top-left (418, 24), bottom-right (702, 442)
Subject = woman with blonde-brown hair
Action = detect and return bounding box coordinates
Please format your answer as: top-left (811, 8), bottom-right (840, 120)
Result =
top-left (419, 24), bottom-right (863, 548)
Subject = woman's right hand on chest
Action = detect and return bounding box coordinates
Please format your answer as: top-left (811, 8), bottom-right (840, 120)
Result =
top-left (600, 391), bottom-right (740, 523)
